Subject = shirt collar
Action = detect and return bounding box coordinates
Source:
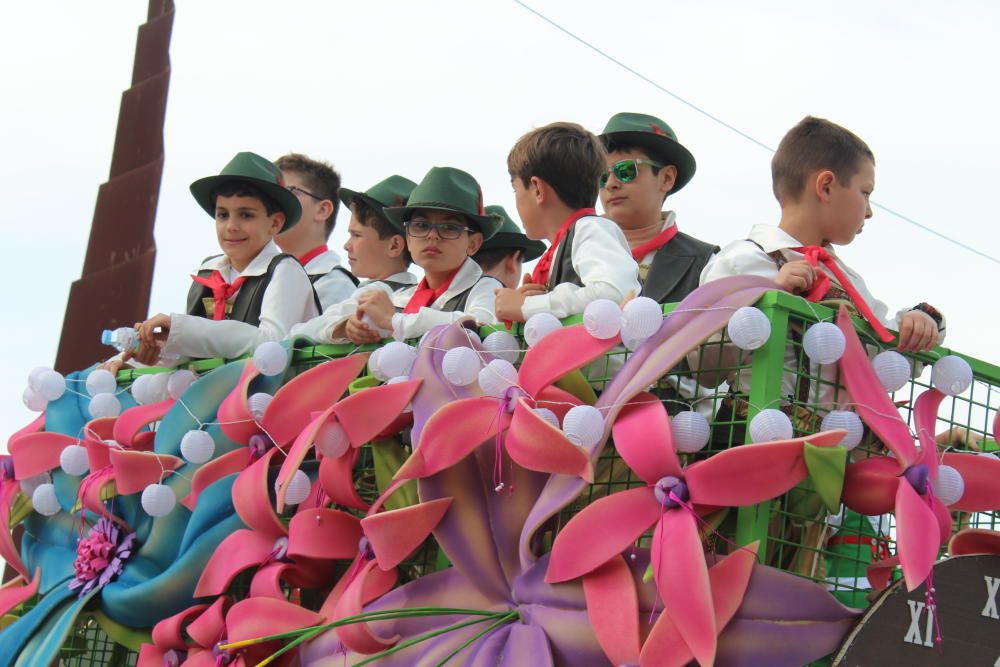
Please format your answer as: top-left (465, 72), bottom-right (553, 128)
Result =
top-left (747, 224), bottom-right (839, 257)
top-left (198, 240), bottom-right (282, 278)
top-left (301, 247), bottom-right (344, 273)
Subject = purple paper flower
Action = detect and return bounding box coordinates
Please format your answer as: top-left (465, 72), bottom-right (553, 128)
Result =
top-left (69, 517), bottom-right (136, 597)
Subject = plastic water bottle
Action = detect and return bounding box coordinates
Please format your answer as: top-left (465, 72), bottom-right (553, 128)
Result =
top-left (102, 327), bottom-right (139, 352)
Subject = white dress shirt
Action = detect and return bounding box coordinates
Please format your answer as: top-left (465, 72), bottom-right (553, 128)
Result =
top-left (304, 248), bottom-right (357, 311)
top-left (291, 271), bottom-right (418, 342)
top-left (390, 257), bottom-right (499, 340)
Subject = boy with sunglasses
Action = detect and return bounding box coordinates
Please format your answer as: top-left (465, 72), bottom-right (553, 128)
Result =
top-left (598, 112), bottom-right (718, 304)
top-left (496, 122), bottom-right (640, 322)
top-left (348, 167), bottom-right (502, 343)
top-left (291, 175), bottom-right (418, 342)
top-left (275, 153), bottom-right (358, 310)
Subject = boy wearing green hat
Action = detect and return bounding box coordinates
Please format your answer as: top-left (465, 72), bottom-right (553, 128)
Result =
top-left (598, 112), bottom-right (718, 304)
top-left (292, 175), bottom-right (419, 342)
top-left (497, 122), bottom-right (641, 322)
top-left (472, 205), bottom-right (546, 290)
top-left (131, 152), bottom-right (318, 362)
top-left (275, 153), bottom-right (358, 310)
top-left (349, 167), bottom-right (502, 343)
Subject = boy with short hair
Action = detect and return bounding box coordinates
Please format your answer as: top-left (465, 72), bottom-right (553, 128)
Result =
top-left (495, 122), bottom-right (640, 321)
top-left (472, 205), bottom-right (546, 290)
top-left (132, 152), bottom-right (318, 362)
top-left (274, 153), bottom-right (358, 310)
top-left (291, 175), bottom-right (419, 342)
top-left (598, 112), bottom-right (718, 303)
top-left (349, 167), bottom-right (503, 343)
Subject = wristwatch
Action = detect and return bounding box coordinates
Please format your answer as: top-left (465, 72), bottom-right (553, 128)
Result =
top-left (911, 302), bottom-right (944, 331)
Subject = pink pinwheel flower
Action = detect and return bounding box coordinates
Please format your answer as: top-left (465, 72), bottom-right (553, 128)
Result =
top-left (546, 392), bottom-right (845, 666)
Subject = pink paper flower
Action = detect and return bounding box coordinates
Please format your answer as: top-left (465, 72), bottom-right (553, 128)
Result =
top-left (69, 517), bottom-right (136, 597)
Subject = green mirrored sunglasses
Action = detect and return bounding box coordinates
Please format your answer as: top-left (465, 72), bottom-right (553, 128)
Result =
top-left (599, 158), bottom-right (664, 188)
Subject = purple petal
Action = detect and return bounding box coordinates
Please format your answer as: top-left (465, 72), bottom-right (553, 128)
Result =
top-left (716, 618), bottom-right (857, 667)
top-left (736, 563), bottom-right (862, 622)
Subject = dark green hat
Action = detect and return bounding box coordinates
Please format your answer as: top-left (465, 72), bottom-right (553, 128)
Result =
top-left (190, 152), bottom-right (302, 231)
top-left (599, 112), bottom-right (697, 193)
top-left (339, 175), bottom-right (417, 234)
top-left (481, 205), bottom-right (546, 261)
top-left (383, 167), bottom-right (501, 241)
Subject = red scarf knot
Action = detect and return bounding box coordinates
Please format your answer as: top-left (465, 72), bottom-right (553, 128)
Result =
top-left (530, 208), bottom-right (596, 287)
top-left (402, 267), bottom-right (460, 314)
top-left (631, 222), bottom-right (679, 261)
top-left (190, 270), bottom-right (248, 320)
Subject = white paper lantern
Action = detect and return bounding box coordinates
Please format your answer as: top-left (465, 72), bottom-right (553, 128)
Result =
top-left (368, 347), bottom-right (388, 381)
top-left (621, 296), bottom-right (663, 342)
top-left (442, 346), bottom-right (482, 386)
top-left (932, 355), bottom-right (973, 396)
top-left (85, 369), bottom-right (117, 397)
top-left (247, 392), bottom-right (273, 421)
top-left (749, 409), bottom-right (793, 443)
top-left (533, 407), bottom-right (560, 429)
top-left (387, 375), bottom-right (414, 412)
top-left (932, 464), bottom-right (965, 506)
top-left (147, 373), bottom-right (171, 403)
top-left (20, 473), bottom-right (50, 498)
top-left (583, 299), bottom-right (622, 340)
top-left (820, 410), bottom-right (865, 450)
top-left (36, 370), bottom-right (67, 402)
top-left (672, 411), bottom-right (711, 453)
top-left (89, 392), bottom-right (122, 419)
top-left (478, 359), bottom-right (519, 398)
top-left (141, 483), bottom-right (176, 517)
top-left (726, 307), bottom-right (771, 350)
top-left (130, 374), bottom-right (156, 405)
top-left (22, 387), bottom-right (47, 412)
top-left (462, 329), bottom-right (482, 346)
top-left (524, 313), bottom-right (562, 348)
top-left (482, 330), bottom-right (521, 364)
top-left (873, 351), bottom-right (911, 392)
top-left (59, 444), bottom-right (90, 476)
top-left (31, 483), bottom-right (61, 516)
top-left (378, 342), bottom-right (417, 379)
top-left (279, 470), bottom-right (311, 506)
top-left (167, 370), bottom-right (197, 399)
top-left (180, 430), bottom-right (215, 464)
top-left (802, 322), bottom-right (846, 365)
top-left (27, 366), bottom-right (52, 392)
top-left (315, 420), bottom-right (350, 458)
top-left (562, 405), bottom-right (605, 448)
top-left (253, 341), bottom-right (288, 377)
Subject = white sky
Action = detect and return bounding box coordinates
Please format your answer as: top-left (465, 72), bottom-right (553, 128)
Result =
top-left (2, 0), bottom-right (999, 447)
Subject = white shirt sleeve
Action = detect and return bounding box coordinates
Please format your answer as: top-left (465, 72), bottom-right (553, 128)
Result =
top-left (312, 269), bottom-right (357, 312)
top-left (163, 257), bottom-right (318, 359)
top-left (391, 276), bottom-right (501, 341)
top-left (700, 240), bottom-right (781, 285)
top-left (521, 217), bottom-right (641, 319)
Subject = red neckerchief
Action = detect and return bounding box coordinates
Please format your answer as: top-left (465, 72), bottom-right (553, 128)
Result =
top-left (631, 222), bottom-right (679, 261)
top-left (530, 208), bottom-right (596, 286)
top-left (403, 267), bottom-right (460, 314)
top-left (791, 245), bottom-right (894, 343)
top-left (297, 244), bottom-right (328, 267)
top-left (190, 270), bottom-right (248, 320)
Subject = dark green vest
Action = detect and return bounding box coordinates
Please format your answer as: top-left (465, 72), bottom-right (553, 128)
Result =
top-left (186, 253), bottom-right (297, 326)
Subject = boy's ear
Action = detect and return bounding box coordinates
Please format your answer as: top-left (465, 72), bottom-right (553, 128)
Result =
top-left (270, 212), bottom-right (286, 235)
top-left (659, 165), bottom-right (678, 195)
top-left (503, 250), bottom-right (522, 274)
top-left (466, 231), bottom-right (484, 256)
top-left (317, 199), bottom-right (335, 222)
top-left (529, 176), bottom-right (548, 206)
top-left (814, 170), bottom-right (836, 202)
top-left (388, 234), bottom-right (405, 258)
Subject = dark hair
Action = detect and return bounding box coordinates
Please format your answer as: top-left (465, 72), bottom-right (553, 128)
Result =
top-left (771, 116), bottom-right (875, 204)
top-left (211, 181), bottom-right (282, 216)
top-left (472, 246), bottom-right (521, 272)
top-left (351, 199), bottom-right (412, 264)
top-left (275, 153), bottom-right (342, 237)
top-left (507, 122), bottom-right (606, 209)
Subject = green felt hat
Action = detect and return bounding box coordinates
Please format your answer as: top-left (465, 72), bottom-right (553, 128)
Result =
top-left (481, 205), bottom-right (546, 261)
top-left (339, 175), bottom-right (417, 234)
top-left (383, 167), bottom-right (501, 241)
top-left (599, 112), bottom-right (697, 193)
top-left (190, 152), bottom-right (302, 231)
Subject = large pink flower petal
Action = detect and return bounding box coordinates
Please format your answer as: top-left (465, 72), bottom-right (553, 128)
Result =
top-left (895, 480), bottom-right (940, 591)
top-left (942, 452), bottom-right (1000, 512)
top-left (506, 398), bottom-right (593, 481)
top-left (395, 397), bottom-right (509, 480)
top-left (273, 408), bottom-right (329, 513)
top-left (318, 447), bottom-right (368, 511)
top-left (194, 529), bottom-right (274, 597)
top-left (150, 602), bottom-right (210, 651)
top-left (333, 560), bottom-right (401, 654)
top-left (0, 568), bottom-right (40, 620)
top-left (361, 498), bottom-right (452, 571)
top-left (6, 413), bottom-right (44, 448)
top-left (546, 487), bottom-right (660, 584)
top-left (261, 353), bottom-right (368, 445)
top-left (582, 555), bottom-right (640, 666)
top-left (108, 449), bottom-right (183, 495)
top-left (185, 596), bottom-right (229, 649)
top-left (287, 507), bottom-right (363, 561)
top-left (232, 448), bottom-right (285, 539)
top-left (950, 529), bottom-right (1000, 556)
top-left (332, 379), bottom-right (422, 446)
top-left (319, 555), bottom-right (398, 620)
top-left (217, 361), bottom-right (263, 446)
top-left (651, 511), bottom-right (716, 667)
top-left (519, 323), bottom-right (621, 397)
top-left (225, 597), bottom-right (324, 645)
top-left (181, 448), bottom-right (251, 511)
top-left (612, 392), bottom-right (681, 484)
top-left (0, 481), bottom-right (28, 578)
top-left (534, 385), bottom-right (583, 423)
top-left (867, 555), bottom-right (900, 592)
top-left (913, 388), bottom-right (945, 480)
top-left (685, 431), bottom-right (845, 507)
top-left (841, 456), bottom-right (900, 515)
top-left (8, 432), bottom-right (76, 479)
top-left (836, 306), bottom-right (915, 468)
top-left (112, 398), bottom-right (175, 447)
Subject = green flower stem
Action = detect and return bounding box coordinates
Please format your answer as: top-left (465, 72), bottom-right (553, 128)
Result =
top-left (432, 611), bottom-right (520, 667)
top-left (254, 626), bottom-right (325, 667)
top-left (352, 612), bottom-right (512, 667)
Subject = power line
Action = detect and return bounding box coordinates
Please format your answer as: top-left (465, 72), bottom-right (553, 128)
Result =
top-left (511, 0), bottom-right (1000, 268)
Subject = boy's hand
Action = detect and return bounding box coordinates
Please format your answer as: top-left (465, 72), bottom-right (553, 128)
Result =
top-left (517, 273), bottom-right (547, 297)
top-left (495, 287), bottom-right (527, 322)
top-left (345, 312), bottom-right (381, 345)
top-left (776, 260), bottom-right (816, 294)
top-left (356, 290), bottom-right (395, 330)
top-left (98, 357), bottom-right (126, 376)
top-left (136, 314), bottom-right (170, 365)
top-left (897, 310), bottom-right (938, 353)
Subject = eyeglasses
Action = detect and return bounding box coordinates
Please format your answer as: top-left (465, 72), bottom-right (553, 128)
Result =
top-left (404, 219), bottom-right (475, 240)
top-left (287, 185), bottom-right (324, 201)
top-left (599, 159), bottom-right (664, 188)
